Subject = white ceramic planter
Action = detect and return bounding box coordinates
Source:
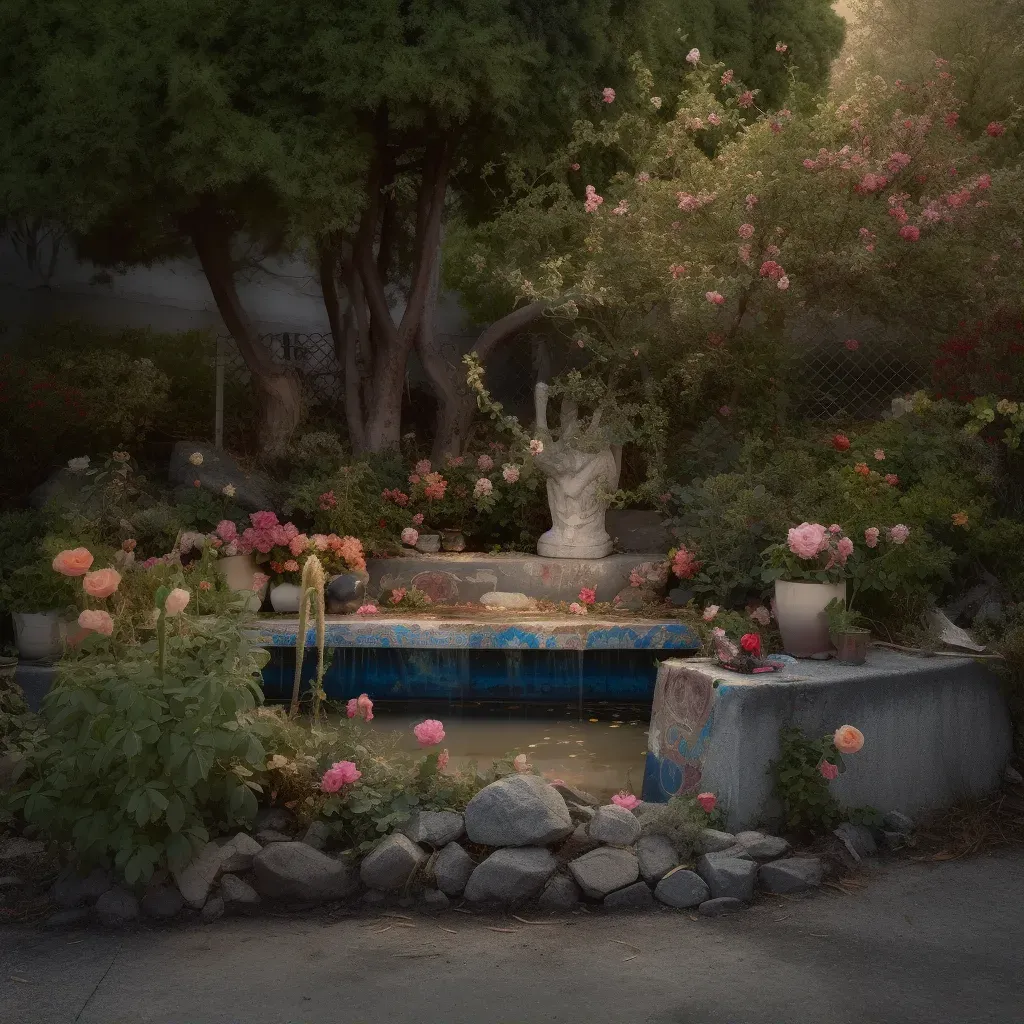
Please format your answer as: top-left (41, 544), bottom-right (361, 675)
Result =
top-left (269, 582), bottom-right (302, 613)
top-left (13, 611), bottom-right (62, 662)
top-left (774, 580), bottom-right (847, 658)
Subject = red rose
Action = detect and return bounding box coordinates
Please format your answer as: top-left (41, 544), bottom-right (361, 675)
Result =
top-left (832, 434), bottom-right (851, 451)
top-left (740, 632), bottom-right (761, 657)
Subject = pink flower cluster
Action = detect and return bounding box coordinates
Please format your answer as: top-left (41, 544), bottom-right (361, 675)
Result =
top-left (413, 719), bottom-right (445, 747)
top-left (238, 512), bottom-right (298, 555)
top-left (346, 693), bottom-right (374, 721)
top-left (578, 587), bottom-right (596, 606)
top-left (502, 464), bottom-right (520, 484)
top-left (401, 527), bottom-right (419, 547)
top-left (787, 522), bottom-right (853, 567)
top-left (568, 602), bottom-right (586, 615)
top-left (611, 792), bottom-right (640, 810)
top-left (671, 545), bottom-right (702, 580)
top-left (321, 760), bottom-right (361, 793)
top-left (382, 488), bottom-right (410, 506)
top-left (584, 184), bottom-right (604, 213)
top-left (676, 190), bottom-right (715, 212)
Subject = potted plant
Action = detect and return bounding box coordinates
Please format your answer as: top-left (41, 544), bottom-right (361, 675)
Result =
top-left (825, 597), bottom-right (870, 665)
top-left (761, 523), bottom-right (854, 658)
top-left (1, 562), bottom-right (74, 661)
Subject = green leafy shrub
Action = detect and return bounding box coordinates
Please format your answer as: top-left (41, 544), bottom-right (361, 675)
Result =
top-left (7, 610), bottom-right (270, 884)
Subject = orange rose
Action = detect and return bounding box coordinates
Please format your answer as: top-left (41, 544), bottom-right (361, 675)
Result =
top-left (834, 724), bottom-right (865, 754)
top-left (78, 609), bottom-right (114, 636)
top-left (52, 547), bottom-right (94, 577)
top-left (82, 567), bottom-right (121, 599)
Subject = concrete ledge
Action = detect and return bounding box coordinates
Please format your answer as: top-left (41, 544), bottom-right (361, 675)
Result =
top-left (641, 651), bottom-right (1013, 830)
top-left (251, 616), bottom-right (700, 652)
top-left (366, 552), bottom-right (663, 604)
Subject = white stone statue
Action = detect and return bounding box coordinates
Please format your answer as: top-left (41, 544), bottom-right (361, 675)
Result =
top-left (533, 382), bottom-right (622, 559)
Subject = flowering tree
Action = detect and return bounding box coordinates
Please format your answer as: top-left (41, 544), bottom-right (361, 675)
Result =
top-left (448, 51), bottom-right (1024, 449)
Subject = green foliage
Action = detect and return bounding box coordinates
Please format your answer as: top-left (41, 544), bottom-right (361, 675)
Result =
top-left (6, 611), bottom-right (270, 885)
top-left (635, 791), bottom-right (721, 856)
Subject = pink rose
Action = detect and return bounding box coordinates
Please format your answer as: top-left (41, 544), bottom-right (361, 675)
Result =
top-left (288, 535), bottom-right (308, 557)
top-left (252, 572), bottom-right (270, 593)
top-left (437, 749), bottom-right (450, 771)
top-left (414, 459), bottom-right (432, 475)
top-left (412, 513), bottom-right (425, 526)
top-left (321, 760), bottom-right (361, 792)
top-left (283, 559), bottom-right (300, 573)
top-left (401, 527), bottom-right (419, 547)
top-left (163, 588), bottom-right (190, 616)
top-left (250, 510), bottom-right (279, 530)
top-left (502, 464), bottom-right (520, 484)
top-left (473, 477), bottom-right (493, 498)
top-left (836, 537), bottom-right (854, 564)
top-left (889, 525), bottom-right (910, 545)
top-left (705, 290), bottom-right (725, 305)
top-left (413, 719), bottom-right (445, 747)
top-left (476, 454), bottom-right (494, 472)
top-left (829, 524), bottom-right (842, 534)
top-left (529, 439), bottom-right (544, 456)
top-left (78, 609), bottom-right (114, 636)
top-left (216, 520), bottom-right (237, 543)
top-left (864, 527), bottom-right (880, 548)
top-left (568, 602), bottom-right (586, 615)
top-left (611, 792), bottom-right (640, 810)
top-left (696, 792), bottom-right (717, 813)
top-left (512, 753), bottom-right (532, 773)
top-left (738, 223), bottom-right (754, 239)
top-left (819, 761), bottom-right (839, 781)
top-left (346, 698), bottom-right (358, 718)
top-left (602, 86), bottom-right (615, 103)
top-left (885, 474), bottom-right (900, 486)
top-left (703, 605), bottom-right (720, 622)
top-left (83, 567), bottom-right (121, 599)
top-left (356, 604), bottom-right (379, 615)
top-left (52, 547), bottom-right (94, 577)
top-left (834, 725), bottom-right (865, 754)
top-left (750, 606), bottom-right (771, 626)
top-left (578, 587), bottom-right (596, 606)
top-left (787, 522), bottom-right (829, 560)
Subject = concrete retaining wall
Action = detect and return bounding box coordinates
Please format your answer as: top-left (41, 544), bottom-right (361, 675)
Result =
top-left (642, 651), bottom-right (1013, 830)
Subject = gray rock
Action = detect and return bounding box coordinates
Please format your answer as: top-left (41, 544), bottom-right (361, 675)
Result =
top-left (414, 534), bottom-right (441, 553)
top-left (95, 887), bottom-right (139, 924)
top-left (734, 831), bottom-right (791, 861)
top-left (255, 807), bottom-right (295, 833)
top-left (362, 890), bottom-right (386, 906)
top-left (359, 833), bottom-right (427, 891)
top-left (141, 885), bottom-right (184, 919)
top-left (880, 830), bottom-right (908, 851)
top-left (588, 805), bottom-right (641, 847)
top-left (168, 441), bottom-right (273, 511)
top-left (882, 811), bottom-right (914, 834)
top-left (611, 587), bottom-right (648, 612)
top-left (538, 873), bottom-right (581, 910)
top-left (201, 896), bottom-right (225, 923)
top-left (834, 822), bottom-right (877, 862)
top-left (464, 774), bottom-right (573, 847)
top-left (479, 591), bottom-right (534, 610)
top-left (699, 897), bottom-right (746, 917)
top-left (0, 875), bottom-right (22, 891)
top-left (401, 811), bottom-right (464, 848)
top-left (556, 822), bottom-right (600, 865)
top-left (572, 806), bottom-right (596, 822)
top-left (220, 873), bottom-right (261, 907)
top-left (758, 857), bottom-right (824, 894)
top-left (0, 837), bottom-right (45, 863)
top-left (255, 829), bottom-right (292, 846)
top-left (220, 832), bottom-right (263, 873)
top-left (696, 855), bottom-right (757, 902)
top-left (637, 834), bottom-right (679, 884)
top-left (464, 847), bottom-right (557, 904)
top-left (173, 841), bottom-right (225, 910)
top-left (553, 783), bottom-right (600, 809)
top-left (51, 867), bottom-right (112, 908)
top-left (253, 842), bottom-right (355, 903)
top-left (696, 829), bottom-right (737, 854)
top-left (654, 867), bottom-right (710, 909)
top-left (301, 822), bottom-right (331, 853)
top-left (421, 888), bottom-right (450, 911)
top-left (325, 573), bottom-right (367, 614)
top-left (568, 847), bottom-right (640, 899)
top-left (604, 880), bottom-right (655, 909)
top-left (45, 908), bottom-right (92, 929)
top-left (700, 845), bottom-right (754, 863)
top-left (433, 842), bottom-right (474, 896)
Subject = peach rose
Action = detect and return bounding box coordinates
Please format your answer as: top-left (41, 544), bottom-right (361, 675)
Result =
top-left (834, 724), bottom-right (865, 754)
top-left (164, 588), bottom-right (191, 616)
top-left (78, 609), bottom-right (114, 636)
top-left (52, 547), bottom-right (94, 577)
top-left (83, 567), bottom-right (121, 599)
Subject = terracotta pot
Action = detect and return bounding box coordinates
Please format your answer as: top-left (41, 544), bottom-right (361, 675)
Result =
top-left (439, 529), bottom-right (466, 553)
top-left (833, 630), bottom-right (869, 665)
top-left (773, 580), bottom-right (847, 658)
top-left (269, 582), bottom-right (302, 613)
top-left (13, 611), bottom-right (62, 662)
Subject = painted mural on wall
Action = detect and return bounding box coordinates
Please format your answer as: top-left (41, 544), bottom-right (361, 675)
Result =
top-left (645, 664), bottom-right (717, 798)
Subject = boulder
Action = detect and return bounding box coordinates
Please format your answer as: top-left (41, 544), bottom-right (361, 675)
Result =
top-left (201, 896), bottom-right (225, 923)
top-left (700, 845), bottom-right (754, 863)
top-left (421, 888), bottom-right (450, 911)
top-left (51, 867), bottom-right (112, 909)
top-left (568, 847), bottom-right (640, 899)
top-left (654, 867), bottom-right (710, 909)
top-left (255, 829), bottom-right (292, 846)
top-left (696, 829), bottom-right (737, 854)
top-left (588, 805), bottom-right (641, 847)
top-left (758, 858), bottom-right (824, 894)
top-left (220, 833), bottom-right (263, 873)
top-left (604, 881), bottom-right (655, 910)
top-left (464, 774), bottom-right (573, 847)
top-left (95, 887), bottom-right (139, 924)
top-left (637, 835), bottom-right (679, 884)
top-left (415, 534), bottom-right (441, 553)
top-left (464, 847), bottom-right (557, 904)
top-left (253, 842), bottom-right (355, 903)
top-left (538, 873), bottom-right (581, 910)
top-left (834, 822), bottom-right (877, 862)
top-left (882, 810), bottom-right (914, 834)
top-left (301, 822), bottom-right (331, 853)
top-left (696, 855), bottom-right (757, 903)
top-left (173, 841), bottom-right (225, 910)
top-left (168, 442), bottom-right (274, 511)
top-left (255, 807), bottom-right (295, 833)
top-left (401, 811), bottom-right (464, 848)
top-left (141, 885), bottom-right (184, 920)
top-left (552, 783), bottom-right (599, 810)
top-left (699, 897), bottom-right (746, 917)
top-left (326, 573), bottom-right (368, 614)
top-left (433, 842), bottom-right (474, 896)
top-left (733, 831), bottom-right (791, 861)
top-left (359, 834), bottom-right (426, 891)
top-left (220, 873), bottom-right (261, 908)
top-left (480, 592), bottom-right (534, 610)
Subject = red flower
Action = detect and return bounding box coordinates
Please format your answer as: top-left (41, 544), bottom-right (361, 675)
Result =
top-left (696, 792), bottom-right (717, 813)
top-left (832, 434), bottom-right (851, 451)
top-left (740, 632), bottom-right (761, 657)
top-left (986, 122), bottom-right (1005, 137)
top-left (854, 462), bottom-right (870, 476)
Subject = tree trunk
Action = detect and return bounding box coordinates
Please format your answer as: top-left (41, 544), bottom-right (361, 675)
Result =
top-left (188, 212), bottom-right (302, 455)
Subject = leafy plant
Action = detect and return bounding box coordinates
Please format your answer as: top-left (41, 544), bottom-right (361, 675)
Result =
top-left (825, 597), bottom-right (866, 635)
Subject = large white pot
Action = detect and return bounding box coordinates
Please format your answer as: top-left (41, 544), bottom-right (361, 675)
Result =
top-left (216, 554), bottom-right (266, 612)
top-left (14, 611), bottom-right (62, 662)
top-left (269, 582), bottom-right (302, 613)
top-left (774, 580), bottom-right (847, 658)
